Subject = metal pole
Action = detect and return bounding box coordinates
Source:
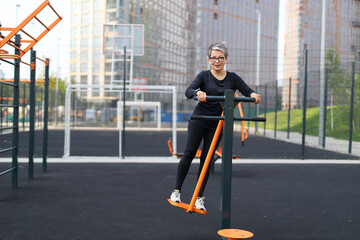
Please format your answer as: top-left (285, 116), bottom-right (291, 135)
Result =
top-left (319, 0), bottom-right (327, 146)
top-left (122, 46), bottom-right (126, 159)
top-left (172, 87), bottom-right (177, 154)
top-left (263, 83), bottom-right (267, 136)
top-left (322, 69), bottom-right (328, 148)
top-left (255, 10), bottom-right (261, 134)
top-left (55, 38), bottom-right (60, 126)
top-left (22, 84), bottom-right (25, 130)
top-left (29, 49), bottom-right (36, 179)
top-left (274, 80), bottom-right (278, 138)
top-left (348, 62), bottom-right (355, 154)
top-left (220, 89), bottom-right (234, 230)
top-left (287, 78), bottom-right (292, 139)
top-left (43, 59), bottom-right (50, 171)
top-left (63, 87), bottom-right (71, 157)
top-left (302, 47), bottom-right (308, 160)
top-left (12, 34), bottom-right (21, 188)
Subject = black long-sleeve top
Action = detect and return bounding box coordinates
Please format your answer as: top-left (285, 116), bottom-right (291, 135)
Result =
top-left (185, 70), bottom-right (255, 129)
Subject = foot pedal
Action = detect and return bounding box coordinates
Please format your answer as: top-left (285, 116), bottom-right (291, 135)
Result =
top-left (167, 199), bottom-right (207, 215)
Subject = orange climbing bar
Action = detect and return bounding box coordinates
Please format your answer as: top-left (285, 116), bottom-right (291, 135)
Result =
top-left (0, 80), bottom-right (45, 84)
top-left (0, 0), bottom-right (62, 57)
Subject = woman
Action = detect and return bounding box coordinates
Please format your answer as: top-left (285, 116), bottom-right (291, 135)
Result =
top-left (170, 42), bottom-right (261, 211)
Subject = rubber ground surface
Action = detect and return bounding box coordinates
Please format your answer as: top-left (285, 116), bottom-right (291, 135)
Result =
top-left (1, 162), bottom-right (359, 240)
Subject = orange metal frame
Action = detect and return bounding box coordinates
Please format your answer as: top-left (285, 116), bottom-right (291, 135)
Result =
top-left (168, 112), bottom-right (224, 214)
top-left (167, 93), bottom-right (247, 159)
top-left (0, 80), bottom-right (45, 84)
top-left (0, 0), bottom-right (62, 59)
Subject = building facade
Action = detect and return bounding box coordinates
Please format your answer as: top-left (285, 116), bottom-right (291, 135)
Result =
top-left (282, 0), bottom-right (360, 109)
top-left (70, 0), bottom-right (279, 112)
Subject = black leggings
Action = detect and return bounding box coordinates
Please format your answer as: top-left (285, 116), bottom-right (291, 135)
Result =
top-left (175, 121), bottom-right (222, 197)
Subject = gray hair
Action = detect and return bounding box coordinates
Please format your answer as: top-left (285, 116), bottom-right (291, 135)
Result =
top-left (207, 41), bottom-right (228, 58)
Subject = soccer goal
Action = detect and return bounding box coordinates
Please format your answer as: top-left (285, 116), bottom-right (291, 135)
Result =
top-left (63, 84), bottom-right (177, 158)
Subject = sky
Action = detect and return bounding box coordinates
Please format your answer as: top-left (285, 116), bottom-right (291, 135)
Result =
top-left (1, 0), bottom-right (286, 85)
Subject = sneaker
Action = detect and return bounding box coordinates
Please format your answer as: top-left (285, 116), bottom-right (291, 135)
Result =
top-left (195, 197), bottom-right (206, 211)
top-left (170, 190), bottom-right (181, 203)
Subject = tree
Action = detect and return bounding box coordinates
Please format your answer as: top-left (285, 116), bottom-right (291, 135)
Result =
top-left (325, 47), bottom-right (351, 104)
top-left (36, 75), bottom-right (68, 105)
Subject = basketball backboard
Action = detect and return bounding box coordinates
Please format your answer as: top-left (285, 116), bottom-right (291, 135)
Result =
top-left (103, 24), bottom-right (144, 56)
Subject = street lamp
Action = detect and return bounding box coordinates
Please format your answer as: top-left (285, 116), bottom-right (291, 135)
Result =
top-left (15, 4), bottom-right (21, 26)
top-left (55, 38), bottom-right (60, 126)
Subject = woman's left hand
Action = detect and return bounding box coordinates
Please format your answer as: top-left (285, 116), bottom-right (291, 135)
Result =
top-left (250, 93), bottom-right (261, 104)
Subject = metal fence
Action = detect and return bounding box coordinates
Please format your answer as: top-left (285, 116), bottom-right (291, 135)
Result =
top-left (2, 47), bottom-right (359, 158)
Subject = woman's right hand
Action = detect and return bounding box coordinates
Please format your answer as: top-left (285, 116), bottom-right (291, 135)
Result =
top-left (196, 90), bottom-right (207, 102)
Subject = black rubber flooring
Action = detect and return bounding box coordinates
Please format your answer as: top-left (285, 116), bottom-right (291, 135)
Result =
top-left (1, 162), bottom-right (360, 240)
top-left (0, 129), bottom-right (358, 159)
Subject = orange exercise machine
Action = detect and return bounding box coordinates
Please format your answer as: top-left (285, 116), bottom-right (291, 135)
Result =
top-left (167, 93), bottom-right (247, 160)
top-left (168, 90), bottom-right (266, 239)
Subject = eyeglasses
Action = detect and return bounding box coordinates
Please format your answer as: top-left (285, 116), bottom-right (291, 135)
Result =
top-left (209, 57), bottom-right (226, 62)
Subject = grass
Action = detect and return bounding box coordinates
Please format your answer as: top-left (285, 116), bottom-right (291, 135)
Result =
top-left (246, 105), bottom-right (360, 142)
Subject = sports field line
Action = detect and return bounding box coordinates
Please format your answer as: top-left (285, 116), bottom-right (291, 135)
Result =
top-left (0, 157), bottom-right (359, 164)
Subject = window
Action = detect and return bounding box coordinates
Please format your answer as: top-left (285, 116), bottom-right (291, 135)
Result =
top-left (214, 0), bottom-right (218, 5)
top-left (81, 38), bottom-right (88, 48)
top-left (94, 0), bottom-right (102, 9)
top-left (213, 13), bottom-right (218, 20)
top-left (82, 14), bottom-right (89, 25)
top-left (70, 51), bottom-right (76, 59)
top-left (81, 50), bottom-right (88, 61)
top-left (81, 63), bottom-right (88, 73)
top-left (93, 62), bottom-right (100, 73)
top-left (81, 26), bottom-right (89, 36)
top-left (94, 12), bottom-right (101, 23)
top-left (82, 1), bottom-right (89, 12)
top-left (93, 50), bottom-right (101, 60)
top-left (93, 75), bottom-right (100, 84)
top-left (80, 75), bottom-right (88, 84)
top-left (70, 63), bottom-right (76, 73)
top-left (93, 38), bottom-right (101, 48)
top-left (93, 24), bottom-right (101, 36)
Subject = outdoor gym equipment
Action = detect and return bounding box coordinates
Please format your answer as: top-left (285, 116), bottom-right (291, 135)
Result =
top-left (168, 89), bottom-right (266, 235)
top-left (0, 0), bottom-right (62, 187)
top-left (166, 93), bottom-right (248, 160)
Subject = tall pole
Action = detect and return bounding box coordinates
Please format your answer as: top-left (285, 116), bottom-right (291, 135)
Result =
top-left (122, 46), bottom-right (126, 159)
top-left (43, 59), bottom-right (50, 172)
top-left (55, 38), bottom-right (60, 126)
top-left (220, 90), bottom-right (235, 230)
top-left (255, 10), bottom-right (261, 134)
top-left (319, 0), bottom-right (327, 146)
top-left (302, 46), bottom-right (308, 160)
top-left (348, 62), bottom-right (355, 154)
top-left (287, 78), bottom-right (292, 139)
top-left (29, 49), bottom-right (36, 179)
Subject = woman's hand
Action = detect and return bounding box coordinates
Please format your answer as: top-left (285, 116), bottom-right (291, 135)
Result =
top-left (196, 90), bottom-right (207, 102)
top-left (250, 92), bottom-right (261, 104)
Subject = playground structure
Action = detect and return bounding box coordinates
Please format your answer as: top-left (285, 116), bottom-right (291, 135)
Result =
top-left (168, 90), bottom-right (266, 238)
top-left (0, 0), bottom-right (62, 187)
